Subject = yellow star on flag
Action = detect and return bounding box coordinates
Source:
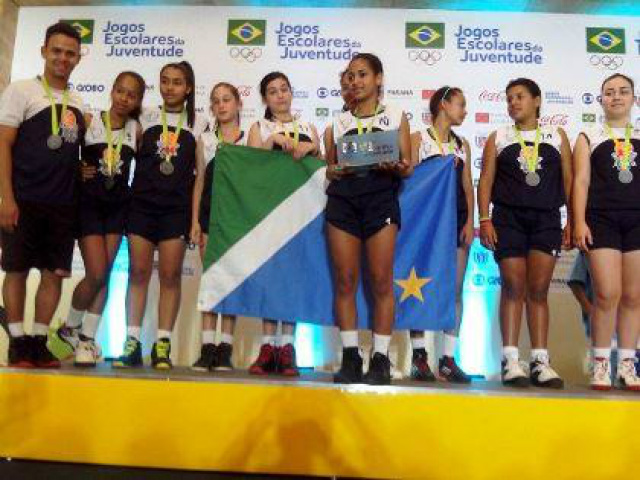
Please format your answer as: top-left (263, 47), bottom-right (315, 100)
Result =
top-left (394, 267), bottom-right (432, 303)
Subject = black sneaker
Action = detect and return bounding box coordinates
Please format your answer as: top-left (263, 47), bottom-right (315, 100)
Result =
top-left (214, 342), bottom-right (234, 371)
top-left (32, 335), bottom-right (61, 369)
top-left (113, 337), bottom-right (143, 368)
top-left (8, 335), bottom-right (35, 368)
top-left (439, 355), bottom-right (472, 384)
top-left (364, 352), bottom-right (392, 386)
top-left (333, 347), bottom-right (364, 384)
top-left (191, 343), bottom-right (217, 372)
top-left (410, 348), bottom-right (436, 382)
top-left (151, 338), bottom-right (172, 370)
top-left (530, 359), bottom-right (564, 389)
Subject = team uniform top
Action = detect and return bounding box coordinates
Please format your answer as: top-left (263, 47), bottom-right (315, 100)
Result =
top-left (132, 107), bottom-right (208, 211)
top-left (418, 128), bottom-right (467, 215)
top-left (254, 117), bottom-right (315, 150)
top-left (200, 129), bottom-right (247, 219)
top-left (81, 112), bottom-right (138, 202)
top-left (582, 124), bottom-right (640, 211)
top-left (328, 104), bottom-right (403, 197)
top-left (491, 124), bottom-right (564, 210)
top-left (0, 77), bottom-right (85, 205)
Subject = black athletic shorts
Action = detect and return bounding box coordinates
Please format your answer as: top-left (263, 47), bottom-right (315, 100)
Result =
top-left (492, 204), bottom-right (562, 262)
top-left (1, 201), bottom-right (76, 275)
top-left (325, 188), bottom-right (400, 240)
top-left (457, 209), bottom-right (469, 249)
top-left (586, 209), bottom-right (640, 253)
top-left (127, 201), bottom-right (190, 245)
top-left (77, 195), bottom-right (128, 238)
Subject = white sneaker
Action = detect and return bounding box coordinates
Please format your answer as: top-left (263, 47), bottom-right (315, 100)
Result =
top-left (591, 357), bottom-right (612, 391)
top-left (616, 358), bottom-right (640, 392)
top-left (501, 358), bottom-right (529, 388)
top-left (74, 338), bottom-right (101, 367)
top-left (530, 356), bottom-right (564, 389)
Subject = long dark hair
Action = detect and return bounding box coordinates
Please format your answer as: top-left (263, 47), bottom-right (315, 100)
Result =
top-left (506, 77), bottom-right (541, 118)
top-left (211, 82), bottom-right (241, 130)
top-left (430, 86), bottom-right (463, 118)
top-left (113, 71), bottom-right (146, 120)
top-left (160, 61), bottom-right (196, 127)
top-left (259, 72), bottom-right (291, 120)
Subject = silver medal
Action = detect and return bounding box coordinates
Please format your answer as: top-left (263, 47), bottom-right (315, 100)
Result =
top-left (525, 172), bottom-right (540, 187)
top-left (618, 170), bottom-right (633, 184)
top-left (47, 134), bottom-right (63, 150)
top-left (160, 161), bottom-right (174, 176)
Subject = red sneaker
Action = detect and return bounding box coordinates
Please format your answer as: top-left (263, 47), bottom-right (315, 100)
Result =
top-left (277, 343), bottom-right (299, 377)
top-left (249, 344), bottom-right (278, 375)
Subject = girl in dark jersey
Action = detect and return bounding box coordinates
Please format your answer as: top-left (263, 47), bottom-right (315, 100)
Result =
top-left (478, 78), bottom-right (572, 389)
top-left (324, 53), bottom-right (412, 385)
top-left (192, 82), bottom-right (246, 372)
top-left (408, 86), bottom-right (473, 384)
top-left (113, 61), bottom-right (207, 370)
top-left (573, 73), bottom-right (640, 391)
top-left (247, 71), bottom-right (321, 377)
top-left (56, 72), bottom-right (145, 368)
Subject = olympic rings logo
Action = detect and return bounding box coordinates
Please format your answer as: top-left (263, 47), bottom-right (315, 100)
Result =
top-left (229, 47), bottom-right (263, 63)
top-left (407, 50), bottom-right (443, 65)
top-left (589, 54), bottom-right (624, 70)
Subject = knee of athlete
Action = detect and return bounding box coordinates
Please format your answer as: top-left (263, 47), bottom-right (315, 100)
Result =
top-left (128, 266), bottom-right (152, 285)
top-left (335, 271), bottom-right (358, 297)
top-left (501, 279), bottom-right (525, 301)
top-left (86, 272), bottom-right (108, 290)
top-left (159, 269), bottom-right (182, 288)
top-left (594, 288), bottom-right (621, 310)
top-left (369, 271), bottom-right (394, 298)
top-left (526, 284), bottom-right (549, 304)
top-left (620, 289), bottom-right (640, 310)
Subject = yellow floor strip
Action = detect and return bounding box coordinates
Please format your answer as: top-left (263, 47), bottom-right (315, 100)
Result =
top-left (1, 371), bottom-right (639, 479)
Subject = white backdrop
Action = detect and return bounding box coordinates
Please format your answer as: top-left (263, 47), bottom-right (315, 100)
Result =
top-left (4, 6), bottom-right (639, 377)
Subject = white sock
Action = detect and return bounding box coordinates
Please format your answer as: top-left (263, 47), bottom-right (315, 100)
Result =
top-left (593, 347), bottom-right (611, 360)
top-left (127, 326), bottom-right (141, 341)
top-left (67, 306), bottom-right (84, 329)
top-left (8, 322), bottom-right (24, 338)
top-left (340, 330), bottom-right (358, 349)
top-left (202, 329), bottom-right (215, 345)
top-left (410, 335), bottom-right (426, 350)
top-left (81, 313), bottom-right (101, 339)
top-left (280, 334), bottom-right (295, 347)
top-left (157, 329), bottom-right (172, 341)
top-left (502, 346), bottom-right (519, 361)
top-left (443, 334), bottom-right (458, 357)
top-left (33, 322), bottom-right (48, 336)
top-left (618, 348), bottom-right (635, 362)
top-left (219, 332), bottom-right (234, 345)
top-left (263, 335), bottom-right (277, 346)
top-left (373, 334), bottom-right (391, 356)
top-left (531, 348), bottom-right (549, 363)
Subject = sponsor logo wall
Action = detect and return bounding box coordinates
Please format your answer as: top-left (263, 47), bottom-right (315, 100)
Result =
top-left (11, 6), bottom-right (639, 291)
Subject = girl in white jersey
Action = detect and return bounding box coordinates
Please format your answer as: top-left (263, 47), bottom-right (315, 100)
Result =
top-left (247, 71), bottom-right (321, 377)
top-left (324, 53), bottom-right (412, 385)
top-left (192, 82), bottom-right (246, 372)
top-left (573, 73), bottom-right (640, 391)
top-left (409, 86), bottom-right (474, 384)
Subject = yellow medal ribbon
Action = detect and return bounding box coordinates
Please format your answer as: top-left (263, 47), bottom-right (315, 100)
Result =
top-left (514, 125), bottom-right (542, 174)
top-left (103, 111), bottom-right (125, 176)
top-left (355, 104), bottom-right (382, 135)
top-left (41, 76), bottom-right (70, 141)
top-left (429, 126), bottom-right (455, 156)
top-left (604, 123), bottom-right (632, 170)
top-left (161, 106), bottom-right (186, 164)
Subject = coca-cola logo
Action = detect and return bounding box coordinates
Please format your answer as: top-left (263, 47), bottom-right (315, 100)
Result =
top-left (422, 89), bottom-right (436, 100)
top-left (237, 85), bottom-right (252, 97)
top-left (478, 90), bottom-right (506, 103)
top-left (539, 113), bottom-right (569, 126)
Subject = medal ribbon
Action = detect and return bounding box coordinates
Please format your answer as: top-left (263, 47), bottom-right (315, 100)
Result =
top-left (514, 125), bottom-right (542, 174)
top-left (161, 106), bottom-right (186, 163)
top-left (356, 104), bottom-right (382, 135)
top-left (41, 76), bottom-right (70, 139)
top-left (430, 126), bottom-right (455, 156)
top-left (279, 120), bottom-right (299, 147)
top-left (604, 123), bottom-right (632, 171)
top-left (103, 111), bottom-right (125, 176)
